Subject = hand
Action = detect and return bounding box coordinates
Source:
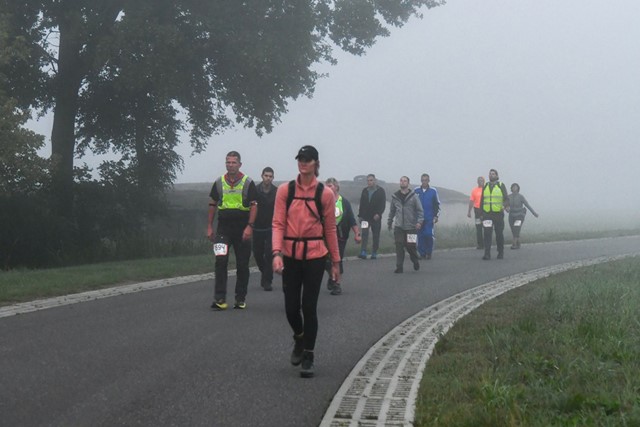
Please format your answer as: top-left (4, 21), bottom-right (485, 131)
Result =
top-left (242, 225), bottom-right (253, 241)
top-left (433, 217), bottom-right (439, 224)
top-left (273, 255), bottom-right (284, 275)
top-left (330, 262), bottom-right (341, 284)
top-left (207, 228), bottom-right (215, 242)
top-left (534, 213), bottom-right (539, 218)
top-left (373, 214), bottom-right (380, 221)
top-left (467, 212), bottom-right (471, 218)
top-left (354, 233), bottom-right (362, 244)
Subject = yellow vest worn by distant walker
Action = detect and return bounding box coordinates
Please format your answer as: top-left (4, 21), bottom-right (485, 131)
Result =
top-left (217, 175), bottom-right (251, 211)
top-left (482, 182), bottom-right (505, 213)
top-left (335, 195), bottom-right (344, 225)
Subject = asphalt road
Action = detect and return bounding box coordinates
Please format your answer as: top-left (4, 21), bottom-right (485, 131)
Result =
top-left (2, 236), bottom-right (639, 427)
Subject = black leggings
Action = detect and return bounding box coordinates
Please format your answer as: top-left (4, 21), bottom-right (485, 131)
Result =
top-left (282, 256), bottom-right (325, 351)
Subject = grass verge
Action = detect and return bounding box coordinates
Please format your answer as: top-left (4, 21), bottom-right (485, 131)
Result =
top-left (415, 257), bottom-right (640, 426)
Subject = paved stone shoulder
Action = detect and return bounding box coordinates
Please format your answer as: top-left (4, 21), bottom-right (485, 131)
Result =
top-left (319, 253), bottom-right (638, 427)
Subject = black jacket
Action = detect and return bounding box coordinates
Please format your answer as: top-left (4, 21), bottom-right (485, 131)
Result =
top-left (358, 185), bottom-right (386, 221)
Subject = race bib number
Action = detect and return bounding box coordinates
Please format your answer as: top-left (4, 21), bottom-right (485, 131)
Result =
top-left (213, 243), bottom-right (228, 256)
top-left (406, 233), bottom-right (417, 244)
top-left (514, 220), bottom-right (522, 227)
top-left (482, 220), bottom-right (493, 228)
top-left (361, 220), bottom-right (369, 229)
top-left (475, 218), bottom-right (481, 225)
top-left (335, 206), bottom-right (341, 217)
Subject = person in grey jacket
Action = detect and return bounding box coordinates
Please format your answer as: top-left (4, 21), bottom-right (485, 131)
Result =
top-left (506, 183), bottom-right (539, 249)
top-left (387, 176), bottom-right (424, 273)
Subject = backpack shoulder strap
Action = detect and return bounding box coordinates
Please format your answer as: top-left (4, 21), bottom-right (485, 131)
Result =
top-left (286, 180), bottom-right (296, 213)
top-left (314, 182), bottom-right (324, 223)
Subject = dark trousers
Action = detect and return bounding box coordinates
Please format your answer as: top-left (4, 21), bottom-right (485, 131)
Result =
top-left (474, 207), bottom-right (484, 248)
top-left (509, 215), bottom-right (525, 238)
top-left (252, 228), bottom-right (273, 284)
top-left (360, 218), bottom-right (382, 253)
top-left (214, 223), bottom-right (252, 301)
top-left (393, 227), bottom-right (420, 268)
top-left (282, 257), bottom-right (325, 351)
top-left (483, 212), bottom-right (505, 256)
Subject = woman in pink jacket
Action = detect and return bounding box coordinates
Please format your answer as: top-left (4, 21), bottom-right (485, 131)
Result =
top-left (272, 145), bottom-right (341, 378)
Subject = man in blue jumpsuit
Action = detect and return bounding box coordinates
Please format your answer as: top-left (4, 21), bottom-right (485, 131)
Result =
top-left (414, 173), bottom-right (440, 259)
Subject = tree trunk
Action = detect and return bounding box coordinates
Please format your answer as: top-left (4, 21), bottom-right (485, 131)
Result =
top-left (49, 13), bottom-right (85, 217)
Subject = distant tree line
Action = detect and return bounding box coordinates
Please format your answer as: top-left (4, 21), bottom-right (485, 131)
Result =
top-left (0, 0), bottom-right (444, 269)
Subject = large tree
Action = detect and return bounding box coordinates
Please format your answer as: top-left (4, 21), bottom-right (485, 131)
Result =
top-left (1, 0), bottom-right (444, 216)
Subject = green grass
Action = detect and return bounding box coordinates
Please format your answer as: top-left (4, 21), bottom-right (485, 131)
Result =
top-left (1, 226), bottom-right (639, 306)
top-left (415, 257), bottom-right (640, 426)
top-left (0, 255), bottom-right (215, 305)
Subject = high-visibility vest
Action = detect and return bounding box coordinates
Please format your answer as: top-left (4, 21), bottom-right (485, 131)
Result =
top-left (218, 175), bottom-right (251, 211)
top-left (335, 195), bottom-right (344, 225)
top-left (482, 182), bottom-right (504, 213)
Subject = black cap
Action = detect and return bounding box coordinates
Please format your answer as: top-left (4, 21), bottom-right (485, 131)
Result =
top-left (295, 145), bottom-right (319, 161)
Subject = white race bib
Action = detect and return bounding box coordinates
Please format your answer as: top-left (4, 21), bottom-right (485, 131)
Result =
top-left (213, 243), bottom-right (228, 256)
top-left (361, 220), bottom-right (369, 229)
top-left (335, 206), bottom-right (341, 217)
top-left (406, 233), bottom-right (417, 244)
top-left (482, 220), bottom-right (493, 228)
top-left (514, 220), bottom-right (522, 227)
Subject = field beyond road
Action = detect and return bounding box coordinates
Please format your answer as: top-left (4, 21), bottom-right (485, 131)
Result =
top-left (415, 256), bottom-right (640, 426)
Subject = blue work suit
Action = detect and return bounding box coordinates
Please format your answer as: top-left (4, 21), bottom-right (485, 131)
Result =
top-left (414, 186), bottom-right (440, 257)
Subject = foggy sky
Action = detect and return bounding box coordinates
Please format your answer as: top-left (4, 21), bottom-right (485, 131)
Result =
top-left (31, 0), bottom-right (640, 222)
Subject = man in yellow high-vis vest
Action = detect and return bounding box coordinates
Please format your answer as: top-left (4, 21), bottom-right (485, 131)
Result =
top-left (207, 151), bottom-right (257, 310)
top-left (479, 169), bottom-right (509, 260)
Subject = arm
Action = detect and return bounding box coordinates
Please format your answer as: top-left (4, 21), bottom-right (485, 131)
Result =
top-left (467, 198), bottom-right (474, 218)
top-left (272, 184), bottom-right (287, 274)
top-left (415, 197), bottom-right (424, 230)
top-left (322, 188), bottom-right (341, 283)
top-left (522, 195), bottom-right (538, 217)
top-left (387, 198), bottom-right (396, 230)
top-left (433, 189), bottom-right (441, 223)
top-left (344, 199), bottom-right (361, 243)
top-left (207, 204), bottom-right (217, 242)
top-left (374, 187), bottom-right (386, 219)
top-left (242, 202), bottom-right (257, 241)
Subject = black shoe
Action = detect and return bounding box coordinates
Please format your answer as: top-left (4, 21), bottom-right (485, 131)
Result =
top-left (476, 245), bottom-right (484, 250)
top-left (394, 267), bottom-right (403, 273)
top-left (482, 254), bottom-right (490, 260)
top-left (357, 251), bottom-right (367, 259)
top-left (261, 278), bottom-right (273, 291)
top-left (300, 351), bottom-right (314, 378)
top-left (330, 283), bottom-right (342, 295)
top-left (497, 253), bottom-right (504, 259)
top-left (326, 278), bottom-right (336, 291)
top-left (233, 300), bottom-right (246, 309)
top-left (291, 334), bottom-right (304, 366)
top-left (426, 254), bottom-right (432, 260)
top-left (413, 261), bottom-right (420, 271)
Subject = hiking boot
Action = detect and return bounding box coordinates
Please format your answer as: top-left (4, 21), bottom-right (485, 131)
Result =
top-left (261, 278), bottom-right (273, 291)
top-left (300, 351), bottom-right (314, 378)
top-left (211, 299), bottom-right (228, 311)
top-left (290, 334), bottom-right (304, 366)
top-left (413, 260), bottom-right (420, 271)
top-left (394, 267), bottom-right (403, 273)
top-left (233, 300), bottom-right (247, 309)
top-left (358, 251), bottom-right (367, 259)
top-left (482, 254), bottom-right (490, 260)
top-left (370, 252), bottom-right (377, 260)
top-left (497, 253), bottom-right (504, 260)
top-left (330, 283), bottom-right (342, 295)
top-left (326, 278), bottom-right (336, 291)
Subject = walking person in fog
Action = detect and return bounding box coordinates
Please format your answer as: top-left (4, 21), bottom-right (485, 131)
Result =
top-left (467, 176), bottom-right (486, 249)
top-left (507, 183), bottom-right (539, 249)
top-left (272, 145), bottom-right (340, 378)
top-left (388, 176), bottom-right (423, 273)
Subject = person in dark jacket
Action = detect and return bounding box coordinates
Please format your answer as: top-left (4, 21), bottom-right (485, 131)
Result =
top-left (357, 174), bottom-right (386, 260)
top-left (324, 178), bottom-right (361, 295)
top-left (253, 167), bottom-right (277, 291)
